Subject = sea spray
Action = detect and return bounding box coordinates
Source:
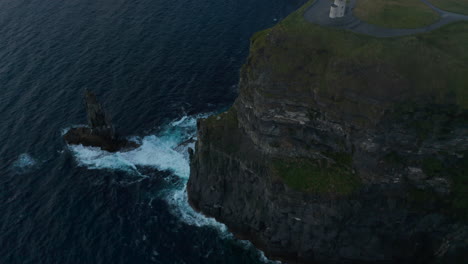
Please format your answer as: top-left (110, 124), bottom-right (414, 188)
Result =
top-left (67, 113), bottom-right (280, 263)
top-left (66, 114), bottom-right (202, 175)
top-left (12, 153), bottom-right (38, 174)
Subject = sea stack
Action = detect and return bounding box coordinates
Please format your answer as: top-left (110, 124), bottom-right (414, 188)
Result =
top-left (84, 89), bottom-right (115, 140)
top-left (64, 90), bottom-right (139, 152)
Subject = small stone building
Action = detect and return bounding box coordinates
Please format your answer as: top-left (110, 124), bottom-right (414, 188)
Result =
top-left (329, 0), bottom-right (346, 18)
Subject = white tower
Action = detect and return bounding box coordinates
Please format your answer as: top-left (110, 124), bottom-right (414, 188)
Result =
top-left (329, 0), bottom-right (346, 18)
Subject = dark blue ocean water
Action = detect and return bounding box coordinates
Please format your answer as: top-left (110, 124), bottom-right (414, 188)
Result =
top-left (0, 0), bottom-right (306, 263)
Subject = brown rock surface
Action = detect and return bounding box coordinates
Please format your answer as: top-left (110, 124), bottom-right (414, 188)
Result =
top-left (63, 90), bottom-right (139, 152)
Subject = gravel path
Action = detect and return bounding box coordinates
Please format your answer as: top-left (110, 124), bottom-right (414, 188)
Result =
top-left (304, 0), bottom-right (468, 37)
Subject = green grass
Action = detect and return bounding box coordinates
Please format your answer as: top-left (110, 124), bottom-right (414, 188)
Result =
top-left (385, 103), bottom-right (466, 145)
top-left (447, 152), bottom-right (468, 220)
top-left (247, 0), bottom-right (468, 113)
top-left (409, 188), bottom-right (439, 204)
top-left (383, 151), bottom-right (406, 165)
top-left (408, 153), bottom-right (468, 221)
top-left (241, 0), bottom-right (468, 202)
top-left (271, 153), bottom-right (361, 195)
top-left (429, 0), bottom-right (468, 15)
top-left (421, 157), bottom-right (444, 177)
top-left (354, 0), bottom-right (440, 28)
top-left (203, 108), bottom-right (240, 153)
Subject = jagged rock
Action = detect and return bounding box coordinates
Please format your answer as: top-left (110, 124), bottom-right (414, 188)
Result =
top-left (174, 137), bottom-right (196, 152)
top-left (63, 90), bottom-right (139, 152)
top-left (84, 89), bottom-right (115, 139)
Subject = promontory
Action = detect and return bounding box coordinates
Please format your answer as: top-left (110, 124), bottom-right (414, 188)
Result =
top-left (187, 0), bottom-right (468, 263)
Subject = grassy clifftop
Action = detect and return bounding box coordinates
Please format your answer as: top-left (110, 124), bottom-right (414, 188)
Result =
top-left (355, 0), bottom-right (440, 28)
top-left (249, 0), bottom-right (468, 111)
top-left (204, 1), bottom-right (468, 193)
top-left (236, 1), bottom-right (468, 200)
top-left (429, 0), bottom-right (468, 15)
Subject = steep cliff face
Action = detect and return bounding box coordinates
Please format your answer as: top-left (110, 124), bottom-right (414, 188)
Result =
top-left (188, 2), bottom-right (468, 263)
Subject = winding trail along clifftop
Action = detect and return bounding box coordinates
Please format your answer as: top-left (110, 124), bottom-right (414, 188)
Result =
top-left (304, 0), bottom-right (468, 37)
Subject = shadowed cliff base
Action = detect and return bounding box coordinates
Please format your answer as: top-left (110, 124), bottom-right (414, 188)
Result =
top-left (188, 1), bottom-right (468, 263)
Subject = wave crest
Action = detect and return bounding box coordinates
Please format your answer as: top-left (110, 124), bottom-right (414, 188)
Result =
top-left (66, 113), bottom-right (279, 263)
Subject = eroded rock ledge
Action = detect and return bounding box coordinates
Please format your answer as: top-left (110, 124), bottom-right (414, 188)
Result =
top-left (64, 90), bottom-right (139, 152)
top-left (188, 3), bottom-right (468, 263)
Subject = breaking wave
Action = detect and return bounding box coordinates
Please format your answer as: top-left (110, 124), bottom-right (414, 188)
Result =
top-left (13, 153), bottom-right (37, 168)
top-left (12, 153), bottom-right (38, 173)
top-left (67, 115), bottom-right (198, 176)
top-left (67, 114), bottom-right (214, 218)
top-left (66, 113), bottom-right (279, 263)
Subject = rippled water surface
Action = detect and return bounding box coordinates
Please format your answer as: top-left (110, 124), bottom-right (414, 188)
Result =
top-left (0, 0), bottom-right (306, 263)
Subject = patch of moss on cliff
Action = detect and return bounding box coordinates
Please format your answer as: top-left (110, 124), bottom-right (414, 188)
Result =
top-left (408, 153), bottom-right (468, 221)
top-left (271, 153), bottom-right (360, 195)
top-left (384, 103), bottom-right (466, 144)
top-left (447, 152), bottom-right (468, 220)
top-left (384, 151), bottom-right (406, 166)
top-left (422, 157), bottom-right (444, 177)
top-left (246, 0), bottom-right (468, 117)
top-left (202, 109), bottom-right (240, 154)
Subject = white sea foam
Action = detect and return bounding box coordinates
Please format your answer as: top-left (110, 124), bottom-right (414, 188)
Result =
top-left (68, 114), bottom-right (224, 227)
top-left (69, 145), bottom-right (140, 173)
top-left (66, 113), bottom-right (280, 263)
top-left (165, 188), bottom-right (229, 232)
top-left (67, 115), bottom-right (200, 176)
top-left (13, 153), bottom-right (37, 169)
top-left (165, 188), bottom-right (279, 263)
top-left (61, 124), bottom-right (86, 136)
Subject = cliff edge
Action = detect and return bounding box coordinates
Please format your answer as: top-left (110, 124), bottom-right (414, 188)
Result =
top-left (188, 1), bottom-right (468, 263)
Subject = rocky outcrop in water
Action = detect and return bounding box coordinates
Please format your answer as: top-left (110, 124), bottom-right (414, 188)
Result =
top-left (64, 90), bottom-right (139, 152)
top-left (187, 3), bottom-right (468, 263)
